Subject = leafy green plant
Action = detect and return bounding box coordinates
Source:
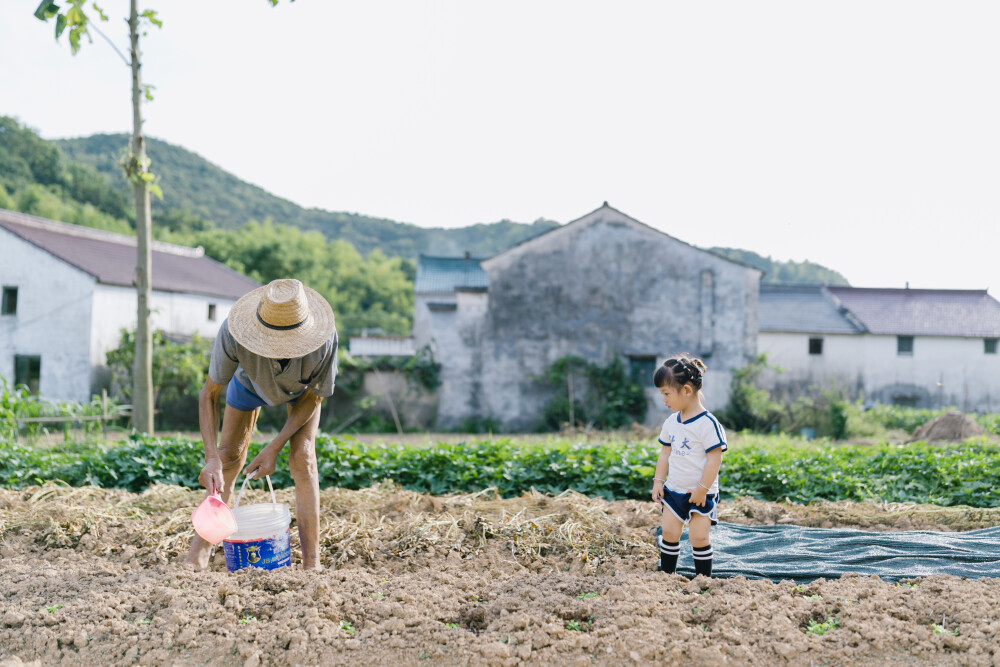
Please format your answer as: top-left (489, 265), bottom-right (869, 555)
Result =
top-left (576, 592), bottom-right (600, 600)
top-left (4, 430), bottom-right (1000, 508)
top-left (565, 620), bottom-right (583, 631)
top-left (339, 621), bottom-right (355, 634)
top-left (539, 355), bottom-right (646, 430)
top-left (805, 617), bottom-right (839, 636)
top-left (0, 377), bottom-right (124, 442)
top-left (444, 623), bottom-right (459, 629)
top-left (238, 615), bottom-right (256, 625)
top-left (105, 328), bottom-right (211, 430)
top-left (718, 354), bottom-right (783, 432)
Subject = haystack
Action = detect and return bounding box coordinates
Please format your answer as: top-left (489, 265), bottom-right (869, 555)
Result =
top-left (908, 411), bottom-right (986, 442)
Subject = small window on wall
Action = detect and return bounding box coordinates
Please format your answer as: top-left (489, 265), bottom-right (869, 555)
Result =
top-left (1, 286), bottom-right (17, 315)
top-left (897, 336), bottom-right (914, 356)
top-left (808, 337), bottom-right (823, 355)
top-left (628, 355), bottom-right (657, 385)
top-left (14, 355), bottom-right (41, 394)
top-left (986, 338), bottom-right (998, 355)
top-left (208, 304), bottom-right (217, 322)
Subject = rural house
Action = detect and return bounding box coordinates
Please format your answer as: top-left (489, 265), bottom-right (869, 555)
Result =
top-left (0, 209), bottom-right (259, 402)
top-left (758, 284), bottom-right (1000, 412)
top-left (412, 204), bottom-right (763, 430)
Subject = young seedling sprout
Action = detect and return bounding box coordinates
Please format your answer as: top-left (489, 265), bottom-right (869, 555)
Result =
top-left (933, 614), bottom-right (958, 636)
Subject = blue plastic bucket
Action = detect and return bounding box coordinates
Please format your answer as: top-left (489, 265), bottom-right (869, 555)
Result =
top-left (222, 475), bottom-right (291, 572)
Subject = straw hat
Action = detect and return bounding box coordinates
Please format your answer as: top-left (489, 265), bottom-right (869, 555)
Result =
top-left (227, 279), bottom-right (336, 359)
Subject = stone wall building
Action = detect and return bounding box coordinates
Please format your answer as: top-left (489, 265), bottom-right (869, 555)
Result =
top-left (412, 204), bottom-right (763, 430)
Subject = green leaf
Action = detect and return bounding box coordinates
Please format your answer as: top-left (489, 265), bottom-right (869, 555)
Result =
top-left (34, 0), bottom-right (60, 20)
top-left (55, 13), bottom-right (67, 38)
top-left (140, 9), bottom-right (162, 28)
top-left (66, 6), bottom-right (86, 25)
top-left (91, 2), bottom-right (108, 21)
top-left (68, 27), bottom-right (81, 54)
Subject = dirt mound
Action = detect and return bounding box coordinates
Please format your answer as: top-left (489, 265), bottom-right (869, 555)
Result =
top-left (909, 411), bottom-right (987, 443)
top-left (2, 483), bottom-right (1000, 665)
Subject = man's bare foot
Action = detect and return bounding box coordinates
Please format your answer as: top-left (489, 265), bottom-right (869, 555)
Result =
top-left (182, 537), bottom-right (213, 569)
top-left (300, 559), bottom-right (323, 571)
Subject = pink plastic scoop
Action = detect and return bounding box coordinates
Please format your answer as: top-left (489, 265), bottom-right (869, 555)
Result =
top-left (191, 482), bottom-right (237, 544)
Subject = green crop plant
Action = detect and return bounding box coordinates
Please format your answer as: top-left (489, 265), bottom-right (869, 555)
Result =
top-left (805, 617), bottom-right (839, 636)
top-left (238, 615), bottom-right (256, 625)
top-left (576, 592), bottom-right (600, 599)
top-left (4, 431), bottom-right (1000, 508)
top-left (339, 621), bottom-right (355, 634)
top-left (565, 620), bottom-right (583, 631)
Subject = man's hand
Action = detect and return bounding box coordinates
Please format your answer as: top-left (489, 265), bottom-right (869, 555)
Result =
top-left (198, 457), bottom-right (224, 494)
top-left (688, 487), bottom-right (708, 507)
top-left (244, 445), bottom-right (279, 480)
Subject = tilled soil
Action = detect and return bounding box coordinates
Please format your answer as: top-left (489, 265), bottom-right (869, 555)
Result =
top-left (1, 483), bottom-right (999, 666)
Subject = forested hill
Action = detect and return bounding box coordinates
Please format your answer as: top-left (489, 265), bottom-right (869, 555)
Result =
top-left (2, 116), bottom-right (850, 285)
top-left (55, 132), bottom-right (559, 258)
top-left (709, 247), bottom-right (850, 285)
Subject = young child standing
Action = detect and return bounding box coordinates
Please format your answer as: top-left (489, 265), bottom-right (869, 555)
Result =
top-left (650, 354), bottom-right (727, 578)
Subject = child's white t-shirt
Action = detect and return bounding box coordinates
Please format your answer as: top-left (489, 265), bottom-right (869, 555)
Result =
top-left (658, 410), bottom-right (728, 494)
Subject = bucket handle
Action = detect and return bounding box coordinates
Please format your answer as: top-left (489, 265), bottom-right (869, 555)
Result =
top-left (234, 473), bottom-right (276, 510)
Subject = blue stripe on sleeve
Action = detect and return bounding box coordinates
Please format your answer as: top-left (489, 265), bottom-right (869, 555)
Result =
top-left (706, 414), bottom-right (728, 451)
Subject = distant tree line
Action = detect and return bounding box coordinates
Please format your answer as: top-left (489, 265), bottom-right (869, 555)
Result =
top-left (1, 115), bottom-right (852, 338)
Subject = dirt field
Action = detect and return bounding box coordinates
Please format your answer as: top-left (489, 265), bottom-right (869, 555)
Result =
top-left (2, 483), bottom-right (999, 666)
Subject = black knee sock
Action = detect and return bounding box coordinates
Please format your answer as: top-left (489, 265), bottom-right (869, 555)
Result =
top-left (658, 535), bottom-right (680, 573)
top-left (692, 544), bottom-right (713, 578)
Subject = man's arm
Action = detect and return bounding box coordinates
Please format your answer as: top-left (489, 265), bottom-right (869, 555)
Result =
top-left (197, 378), bottom-right (225, 492)
top-left (243, 389), bottom-right (324, 479)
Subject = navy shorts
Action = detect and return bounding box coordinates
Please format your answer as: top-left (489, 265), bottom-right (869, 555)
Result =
top-left (226, 377), bottom-right (268, 412)
top-left (660, 485), bottom-right (719, 526)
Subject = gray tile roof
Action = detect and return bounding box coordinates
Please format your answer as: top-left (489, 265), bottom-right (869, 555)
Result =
top-left (759, 284), bottom-right (865, 334)
top-left (415, 254), bottom-right (489, 293)
top-left (827, 287), bottom-right (1000, 337)
top-left (0, 209), bottom-right (260, 300)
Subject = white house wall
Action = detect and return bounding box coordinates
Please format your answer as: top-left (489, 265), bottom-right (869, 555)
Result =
top-left (759, 331), bottom-right (1000, 412)
top-left (0, 227), bottom-right (96, 402)
top-left (90, 284), bottom-right (234, 396)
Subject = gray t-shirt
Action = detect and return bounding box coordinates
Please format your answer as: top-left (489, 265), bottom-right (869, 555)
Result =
top-left (208, 319), bottom-right (338, 406)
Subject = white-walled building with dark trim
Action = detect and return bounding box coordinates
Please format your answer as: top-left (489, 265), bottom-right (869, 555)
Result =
top-left (0, 209), bottom-right (259, 402)
top-left (758, 284), bottom-right (1000, 412)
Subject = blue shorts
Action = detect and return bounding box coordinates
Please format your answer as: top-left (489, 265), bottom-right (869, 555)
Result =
top-left (226, 376), bottom-right (268, 412)
top-left (660, 485), bottom-right (719, 526)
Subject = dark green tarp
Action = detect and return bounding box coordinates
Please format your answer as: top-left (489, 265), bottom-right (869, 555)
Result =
top-left (663, 523), bottom-right (1000, 582)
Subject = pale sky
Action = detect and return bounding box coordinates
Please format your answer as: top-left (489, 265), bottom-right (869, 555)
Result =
top-left (2, 1), bottom-right (999, 290)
